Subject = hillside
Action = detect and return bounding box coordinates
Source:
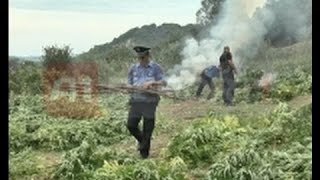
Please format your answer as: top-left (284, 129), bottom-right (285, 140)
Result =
top-left (72, 23), bottom-right (202, 84)
top-left (76, 23), bottom-right (201, 63)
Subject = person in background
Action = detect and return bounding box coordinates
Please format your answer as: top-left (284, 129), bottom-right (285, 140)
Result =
top-left (195, 65), bottom-right (220, 100)
top-left (219, 46), bottom-right (237, 106)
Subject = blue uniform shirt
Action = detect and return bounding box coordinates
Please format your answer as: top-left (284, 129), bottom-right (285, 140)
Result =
top-left (128, 60), bottom-right (165, 103)
top-left (204, 65), bottom-right (220, 78)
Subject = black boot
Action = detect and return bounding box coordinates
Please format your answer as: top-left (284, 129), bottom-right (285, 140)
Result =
top-left (139, 139), bottom-right (150, 159)
top-left (140, 148), bottom-right (149, 159)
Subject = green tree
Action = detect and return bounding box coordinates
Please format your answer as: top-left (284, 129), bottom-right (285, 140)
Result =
top-left (196, 0), bottom-right (225, 26)
top-left (9, 61), bottom-right (42, 95)
top-left (9, 57), bottom-right (20, 72)
top-left (42, 45), bottom-right (73, 67)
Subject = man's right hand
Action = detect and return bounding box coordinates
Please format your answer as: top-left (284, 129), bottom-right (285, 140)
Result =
top-left (228, 60), bottom-right (237, 73)
top-left (233, 70), bottom-right (238, 75)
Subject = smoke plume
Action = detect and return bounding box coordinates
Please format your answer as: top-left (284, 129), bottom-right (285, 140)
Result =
top-left (166, 0), bottom-right (312, 90)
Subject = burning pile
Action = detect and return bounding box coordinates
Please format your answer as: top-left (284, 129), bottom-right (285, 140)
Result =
top-left (258, 72), bottom-right (276, 97)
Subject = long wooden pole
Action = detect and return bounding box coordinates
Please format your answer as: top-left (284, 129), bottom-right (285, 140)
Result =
top-left (59, 83), bottom-right (183, 100)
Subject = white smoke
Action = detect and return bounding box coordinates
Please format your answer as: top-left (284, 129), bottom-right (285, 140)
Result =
top-left (166, 0), bottom-right (311, 90)
top-left (258, 72), bottom-right (276, 88)
top-left (167, 0), bottom-right (268, 90)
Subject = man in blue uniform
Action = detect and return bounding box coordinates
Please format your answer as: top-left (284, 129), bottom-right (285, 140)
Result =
top-left (127, 46), bottom-right (166, 159)
top-left (196, 65), bottom-right (220, 100)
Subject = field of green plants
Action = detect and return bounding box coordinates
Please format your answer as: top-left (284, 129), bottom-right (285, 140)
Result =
top-left (9, 41), bottom-right (312, 180)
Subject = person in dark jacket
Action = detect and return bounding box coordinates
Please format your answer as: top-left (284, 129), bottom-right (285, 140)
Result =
top-left (219, 46), bottom-right (237, 106)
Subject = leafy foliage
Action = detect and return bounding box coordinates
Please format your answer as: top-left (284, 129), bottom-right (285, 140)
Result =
top-left (166, 116), bottom-right (246, 166)
top-left (9, 148), bottom-right (41, 177)
top-left (166, 102), bottom-right (311, 179)
top-left (196, 0), bottom-right (225, 25)
top-left (207, 142), bottom-right (311, 180)
top-left (270, 68), bottom-right (311, 101)
top-left (93, 156), bottom-right (187, 180)
top-left (9, 60), bottom-right (42, 95)
top-left (42, 45), bottom-right (73, 67)
top-left (53, 140), bottom-right (98, 180)
top-left (234, 69), bottom-right (264, 103)
top-left (43, 96), bottom-right (103, 119)
top-left (9, 95), bottom-right (128, 152)
top-left (254, 103), bottom-right (312, 149)
top-left (53, 141), bottom-right (188, 180)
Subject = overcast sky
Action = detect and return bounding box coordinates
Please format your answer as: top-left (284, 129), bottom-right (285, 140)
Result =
top-left (9, 0), bottom-right (200, 56)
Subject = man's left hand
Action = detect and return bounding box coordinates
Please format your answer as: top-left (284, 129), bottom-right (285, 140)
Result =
top-left (142, 81), bottom-right (155, 89)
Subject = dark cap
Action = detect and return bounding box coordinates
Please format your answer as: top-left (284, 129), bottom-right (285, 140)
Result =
top-left (133, 46), bottom-right (151, 57)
